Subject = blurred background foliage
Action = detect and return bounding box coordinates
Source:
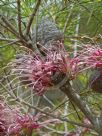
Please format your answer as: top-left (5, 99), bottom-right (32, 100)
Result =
top-left (0, 0), bottom-right (102, 135)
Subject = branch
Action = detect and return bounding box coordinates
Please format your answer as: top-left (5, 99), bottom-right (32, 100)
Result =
top-left (1, 17), bottom-right (20, 38)
top-left (0, 18), bottom-right (32, 48)
top-left (0, 21), bottom-right (19, 38)
top-left (60, 80), bottom-right (97, 125)
top-left (25, 0), bottom-right (41, 36)
top-left (17, 0), bottom-right (23, 37)
top-left (0, 31), bottom-right (6, 37)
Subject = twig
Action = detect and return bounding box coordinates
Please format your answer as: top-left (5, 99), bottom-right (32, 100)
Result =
top-left (25, 0), bottom-right (41, 36)
top-left (51, 99), bottom-right (68, 113)
top-left (44, 126), bottom-right (67, 135)
top-left (0, 37), bottom-right (19, 42)
top-left (64, 97), bottom-right (69, 132)
top-left (43, 95), bottom-right (56, 107)
top-left (65, 35), bottom-right (93, 41)
top-left (63, 4), bottom-right (74, 33)
top-left (70, 101), bottom-right (82, 120)
top-left (3, 69), bottom-right (14, 95)
top-left (0, 40), bottom-right (20, 48)
top-left (0, 1), bottom-right (16, 8)
top-left (0, 31), bottom-right (6, 37)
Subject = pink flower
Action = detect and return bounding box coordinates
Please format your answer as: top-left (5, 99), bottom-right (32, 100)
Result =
top-left (8, 113), bottom-right (61, 135)
top-left (70, 45), bottom-right (102, 74)
top-left (0, 101), bottom-right (16, 135)
top-left (8, 114), bottom-right (40, 135)
top-left (0, 120), bottom-right (7, 135)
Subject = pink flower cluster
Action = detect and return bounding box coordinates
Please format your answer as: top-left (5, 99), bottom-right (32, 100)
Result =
top-left (11, 42), bottom-right (71, 95)
top-left (0, 101), bottom-right (59, 136)
top-left (0, 101), bottom-right (40, 135)
top-left (11, 43), bottom-right (102, 95)
top-left (0, 101), bottom-right (61, 135)
top-left (84, 46), bottom-right (102, 68)
top-left (70, 45), bottom-right (102, 74)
